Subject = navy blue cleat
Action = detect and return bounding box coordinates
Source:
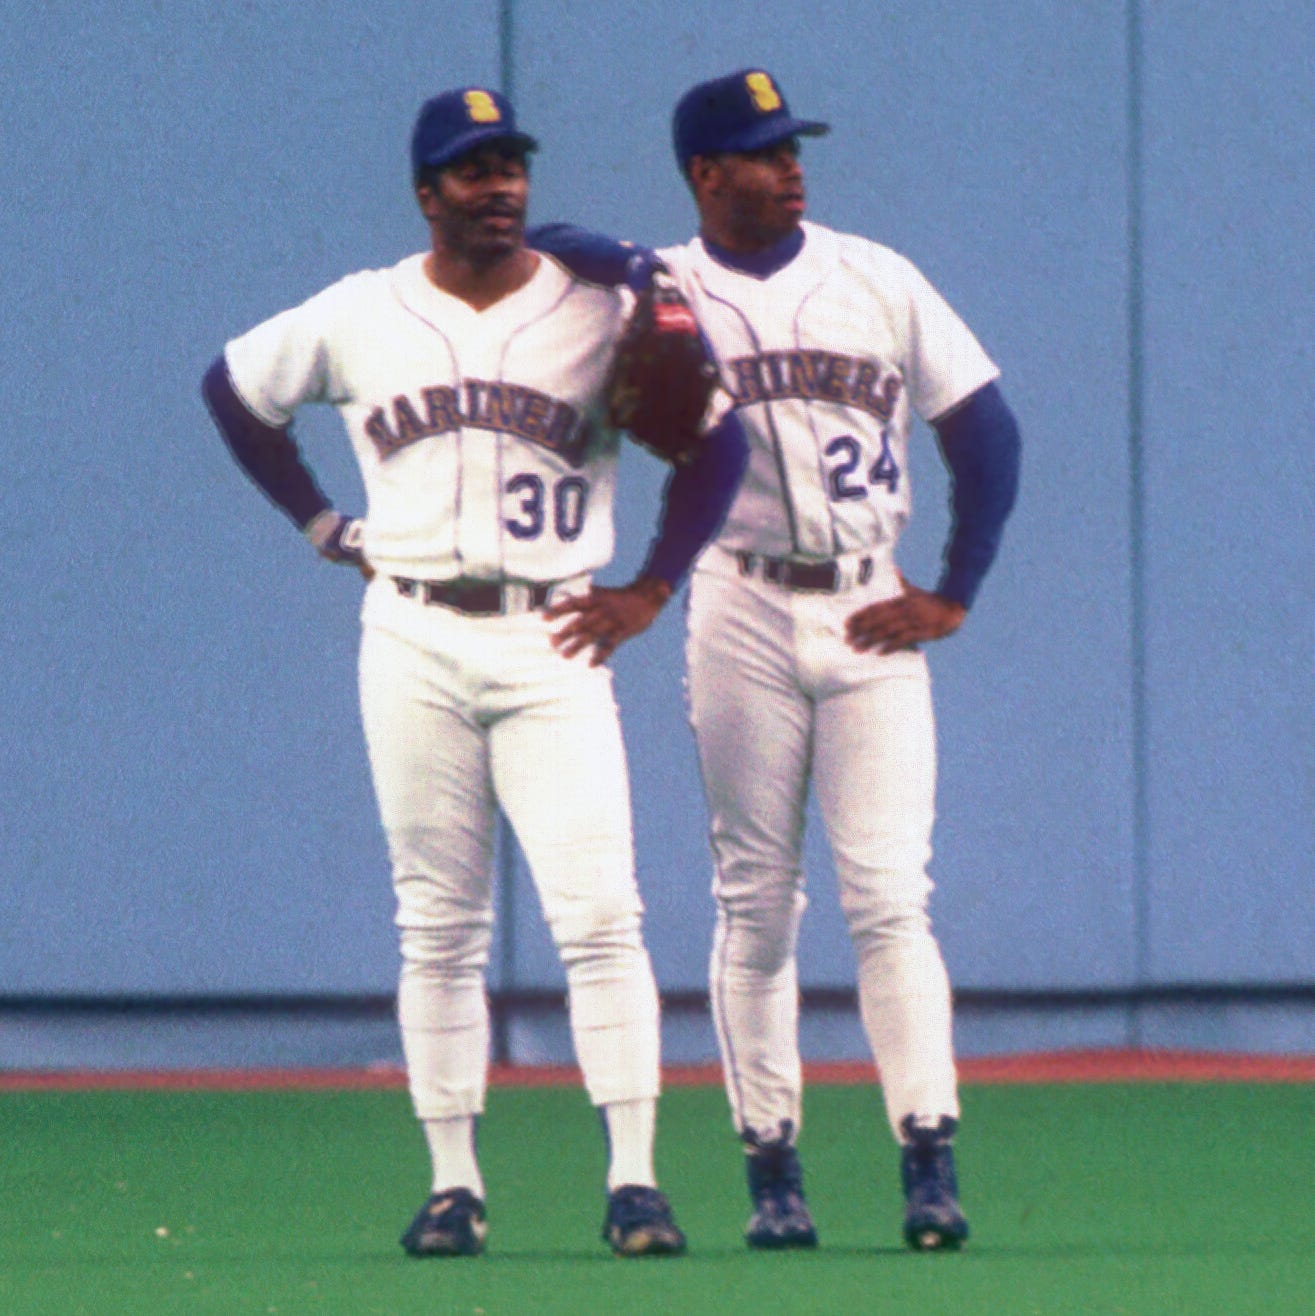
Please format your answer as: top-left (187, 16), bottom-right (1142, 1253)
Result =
top-left (400, 1188), bottom-right (488, 1257)
top-left (743, 1124), bottom-right (818, 1249)
top-left (900, 1115), bottom-right (969, 1251)
top-left (602, 1185), bottom-right (687, 1257)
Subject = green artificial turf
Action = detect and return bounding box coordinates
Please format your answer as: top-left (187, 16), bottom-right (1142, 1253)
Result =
top-left (2, 1081), bottom-right (1312, 1314)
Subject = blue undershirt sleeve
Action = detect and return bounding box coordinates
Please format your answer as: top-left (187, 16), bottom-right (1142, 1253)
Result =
top-left (640, 411), bottom-right (749, 588)
top-left (527, 223), bottom-right (651, 288)
top-left (201, 356), bottom-right (333, 530)
top-left (931, 380), bottom-right (1021, 609)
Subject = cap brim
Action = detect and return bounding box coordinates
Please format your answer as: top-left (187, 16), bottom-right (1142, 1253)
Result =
top-left (680, 115), bottom-right (831, 166)
top-left (732, 116), bottom-right (830, 153)
top-left (421, 128), bottom-right (539, 170)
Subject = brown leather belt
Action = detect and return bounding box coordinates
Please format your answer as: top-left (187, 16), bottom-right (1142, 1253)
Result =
top-left (392, 577), bottom-right (554, 615)
top-left (736, 552), bottom-right (873, 593)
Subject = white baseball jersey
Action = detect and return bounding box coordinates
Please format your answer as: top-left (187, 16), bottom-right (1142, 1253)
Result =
top-left (224, 252), bottom-right (627, 582)
top-left (224, 251), bottom-right (666, 1128)
top-left (672, 220), bottom-right (999, 1147)
top-left (658, 221), bottom-right (999, 563)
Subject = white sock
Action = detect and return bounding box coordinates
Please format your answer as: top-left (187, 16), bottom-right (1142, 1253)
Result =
top-left (423, 1116), bottom-right (484, 1199)
top-left (602, 1098), bottom-right (657, 1191)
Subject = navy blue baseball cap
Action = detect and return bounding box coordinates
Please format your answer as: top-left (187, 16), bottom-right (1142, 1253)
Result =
top-left (673, 68), bottom-right (829, 171)
top-left (411, 87), bottom-right (538, 175)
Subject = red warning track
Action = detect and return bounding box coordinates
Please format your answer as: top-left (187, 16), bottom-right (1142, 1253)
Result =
top-left (1, 1050), bottom-right (1313, 1092)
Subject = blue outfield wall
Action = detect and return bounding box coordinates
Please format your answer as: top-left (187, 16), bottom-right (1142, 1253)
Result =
top-left (0, 1), bottom-right (1310, 1065)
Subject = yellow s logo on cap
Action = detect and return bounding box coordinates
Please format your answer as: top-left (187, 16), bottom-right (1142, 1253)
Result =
top-left (464, 90), bottom-right (501, 123)
top-left (746, 72), bottom-right (782, 113)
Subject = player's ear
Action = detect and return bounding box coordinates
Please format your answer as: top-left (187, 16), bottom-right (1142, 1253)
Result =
top-left (414, 172), bottom-right (440, 219)
top-left (687, 154), bottom-right (721, 196)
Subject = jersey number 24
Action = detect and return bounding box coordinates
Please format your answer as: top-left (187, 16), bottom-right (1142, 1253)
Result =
top-left (824, 431), bottom-right (899, 500)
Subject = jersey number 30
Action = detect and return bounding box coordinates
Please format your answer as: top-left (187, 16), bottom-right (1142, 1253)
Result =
top-left (825, 432), bottom-right (899, 500)
top-left (505, 473), bottom-right (589, 541)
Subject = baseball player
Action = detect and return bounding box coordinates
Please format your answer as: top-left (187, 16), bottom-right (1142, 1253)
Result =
top-left (532, 68), bottom-right (1020, 1251)
top-left (201, 86), bottom-right (747, 1258)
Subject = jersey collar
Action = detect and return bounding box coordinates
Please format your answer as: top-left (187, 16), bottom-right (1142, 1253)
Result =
top-left (702, 227), bottom-right (805, 279)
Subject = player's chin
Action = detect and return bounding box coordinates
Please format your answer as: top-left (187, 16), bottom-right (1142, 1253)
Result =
top-left (471, 227), bottom-right (524, 261)
top-left (758, 201), bottom-right (803, 243)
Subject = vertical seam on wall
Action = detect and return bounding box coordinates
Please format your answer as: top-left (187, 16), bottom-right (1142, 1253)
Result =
top-left (1126, 0), bottom-right (1150, 1046)
top-left (499, 0), bottom-right (515, 101)
top-left (493, 0), bottom-right (519, 1063)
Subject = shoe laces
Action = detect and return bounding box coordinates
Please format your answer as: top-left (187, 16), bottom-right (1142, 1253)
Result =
top-left (429, 1188), bottom-right (482, 1220)
top-left (744, 1123), bottom-right (806, 1199)
top-left (899, 1115), bottom-right (959, 1199)
top-left (609, 1184), bottom-right (671, 1227)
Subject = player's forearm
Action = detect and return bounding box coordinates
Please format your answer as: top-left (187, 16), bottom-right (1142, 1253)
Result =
top-left (201, 355), bottom-right (333, 529)
top-left (932, 381), bottom-right (1021, 608)
top-left (640, 411), bottom-right (749, 588)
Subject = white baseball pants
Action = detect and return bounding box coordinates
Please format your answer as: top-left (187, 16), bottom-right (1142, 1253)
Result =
top-left (358, 577), bottom-right (661, 1120)
top-left (686, 547), bottom-right (959, 1144)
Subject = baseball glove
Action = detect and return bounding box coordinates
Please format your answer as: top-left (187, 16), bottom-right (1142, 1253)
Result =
top-left (606, 273), bottom-right (721, 465)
